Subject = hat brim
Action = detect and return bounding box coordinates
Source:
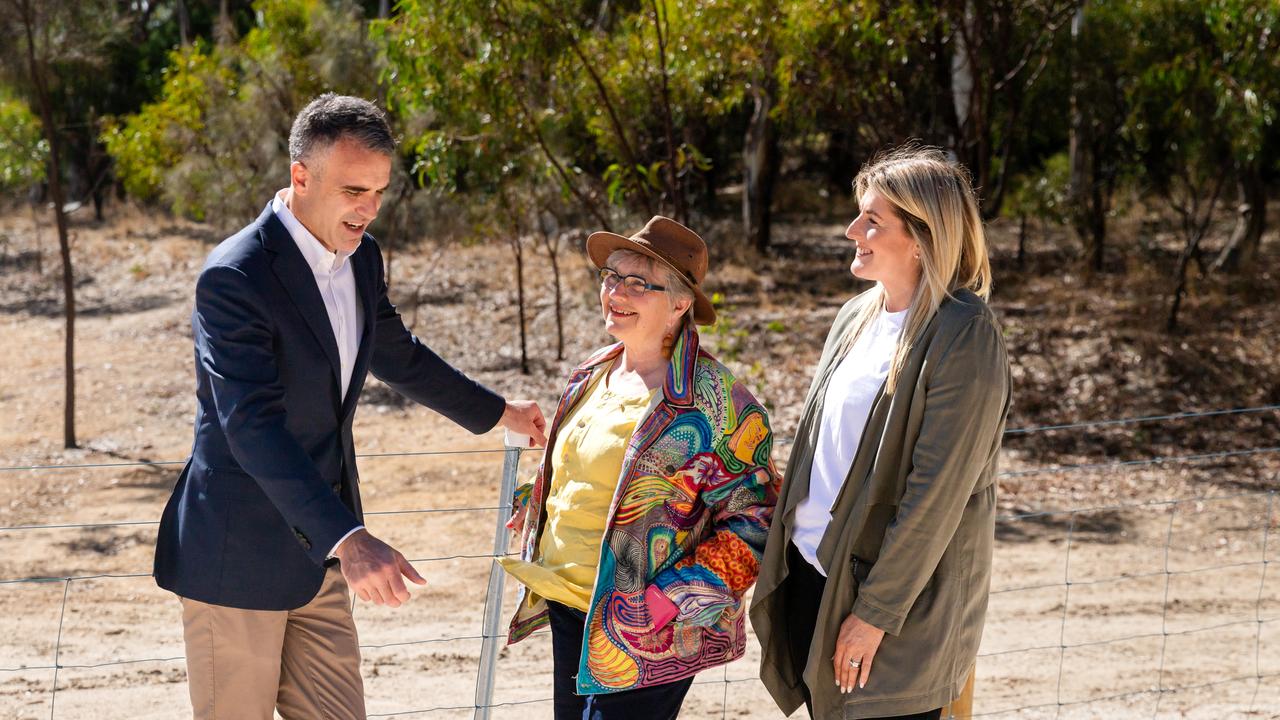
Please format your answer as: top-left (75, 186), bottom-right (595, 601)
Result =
top-left (587, 231), bottom-right (716, 325)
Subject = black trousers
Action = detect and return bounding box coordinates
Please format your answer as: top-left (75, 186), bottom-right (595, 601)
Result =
top-left (546, 600), bottom-right (694, 720)
top-left (785, 543), bottom-right (942, 720)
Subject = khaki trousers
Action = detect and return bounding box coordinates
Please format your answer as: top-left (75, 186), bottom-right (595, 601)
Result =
top-left (180, 565), bottom-right (365, 720)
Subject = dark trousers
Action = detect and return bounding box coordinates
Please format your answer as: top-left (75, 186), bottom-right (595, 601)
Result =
top-left (547, 600), bottom-right (694, 720)
top-left (785, 543), bottom-right (942, 720)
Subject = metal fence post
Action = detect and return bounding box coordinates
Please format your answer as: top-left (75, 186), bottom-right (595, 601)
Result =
top-left (474, 435), bottom-right (525, 719)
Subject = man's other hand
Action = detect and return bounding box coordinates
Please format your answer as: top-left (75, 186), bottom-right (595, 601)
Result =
top-left (333, 529), bottom-right (426, 607)
top-left (499, 400), bottom-right (547, 447)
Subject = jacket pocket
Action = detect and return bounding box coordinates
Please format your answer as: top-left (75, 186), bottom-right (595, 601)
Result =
top-left (868, 572), bottom-right (964, 696)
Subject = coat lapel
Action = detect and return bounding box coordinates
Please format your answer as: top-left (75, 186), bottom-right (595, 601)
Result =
top-left (340, 240), bottom-right (378, 420)
top-left (260, 205), bottom-right (342, 394)
top-left (608, 323), bottom-right (700, 516)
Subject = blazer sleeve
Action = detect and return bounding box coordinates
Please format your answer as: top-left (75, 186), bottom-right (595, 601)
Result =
top-left (195, 264), bottom-right (360, 565)
top-left (851, 315), bottom-right (1010, 635)
top-left (365, 243), bottom-right (507, 434)
top-left (648, 391), bottom-right (782, 628)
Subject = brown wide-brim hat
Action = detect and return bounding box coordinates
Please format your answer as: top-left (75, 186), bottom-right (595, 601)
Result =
top-left (586, 215), bottom-right (716, 325)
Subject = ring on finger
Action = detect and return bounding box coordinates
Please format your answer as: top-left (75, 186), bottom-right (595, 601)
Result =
top-left (848, 658), bottom-right (861, 668)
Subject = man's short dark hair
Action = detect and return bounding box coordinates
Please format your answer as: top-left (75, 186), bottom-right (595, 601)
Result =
top-left (288, 93), bottom-right (396, 162)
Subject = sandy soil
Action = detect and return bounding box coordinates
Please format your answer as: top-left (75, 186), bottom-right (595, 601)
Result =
top-left (0, 205), bottom-right (1276, 719)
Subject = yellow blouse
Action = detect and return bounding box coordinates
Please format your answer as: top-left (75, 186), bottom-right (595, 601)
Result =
top-left (499, 365), bottom-right (655, 611)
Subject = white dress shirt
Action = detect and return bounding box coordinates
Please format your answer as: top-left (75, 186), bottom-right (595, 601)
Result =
top-left (272, 190), bottom-right (363, 398)
top-left (272, 190), bottom-right (365, 556)
top-left (793, 307), bottom-right (907, 574)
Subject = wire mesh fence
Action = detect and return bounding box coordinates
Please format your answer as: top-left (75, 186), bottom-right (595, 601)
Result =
top-left (0, 405), bottom-right (1276, 718)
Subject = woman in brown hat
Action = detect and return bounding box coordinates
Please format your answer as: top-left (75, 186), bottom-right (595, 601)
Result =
top-left (499, 216), bottom-right (780, 719)
top-left (750, 146), bottom-right (1012, 720)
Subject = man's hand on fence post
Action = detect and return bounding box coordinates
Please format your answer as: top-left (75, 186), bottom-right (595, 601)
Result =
top-left (333, 528), bottom-right (427, 607)
top-left (499, 400), bottom-right (547, 447)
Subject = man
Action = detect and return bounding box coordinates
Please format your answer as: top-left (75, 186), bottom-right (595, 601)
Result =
top-left (154, 94), bottom-right (547, 719)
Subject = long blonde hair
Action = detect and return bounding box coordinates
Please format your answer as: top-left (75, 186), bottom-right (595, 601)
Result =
top-left (841, 144), bottom-right (993, 393)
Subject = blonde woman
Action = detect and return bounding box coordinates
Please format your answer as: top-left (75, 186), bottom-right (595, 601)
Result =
top-left (750, 146), bottom-right (1012, 720)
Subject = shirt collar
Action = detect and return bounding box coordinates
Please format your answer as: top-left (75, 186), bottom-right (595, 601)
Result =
top-left (272, 189), bottom-right (350, 273)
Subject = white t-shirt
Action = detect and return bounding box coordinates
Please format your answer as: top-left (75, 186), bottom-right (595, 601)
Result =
top-left (793, 307), bottom-right (907, 575)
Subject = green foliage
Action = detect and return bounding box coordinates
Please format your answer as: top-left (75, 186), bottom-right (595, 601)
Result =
top-left (705, 291), bottom-right (749, 361)
top-left (1124, 0), bottom-right (1279, 180)
top-left (69, 0), bottom-right (1280, 259)
top-left (377, 0), bottom-right (748, 222)
top-left (774, 1), bottom-right (934, 136)
top-left (0, 89), bottom-right (46, 189)
top-left (102, 46), bottom-right (230, 202)
top-left (704, 291), bottom-right (770, 396)
top-left (1006, 152), bottom-right (1070, 225)
top-left (101, 0), bottom-right (380, 224)
top-left (1113, 0), bottom-right (1280, 238)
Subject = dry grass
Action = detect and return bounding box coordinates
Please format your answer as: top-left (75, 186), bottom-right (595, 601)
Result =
top-left (0, 198), bottom-right (1277, 719)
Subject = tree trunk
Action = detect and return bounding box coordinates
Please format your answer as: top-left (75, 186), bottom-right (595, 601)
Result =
top-left (648, 0), bottom-right (685, 222)
top-left (20, 0), bottom-right (77, 447)
top-left (950, 3), bottom-right (975, 155)
top-left (929, 19), bottom-right (962, 151)
top-left (540, 232), bottom-right (565, 362)
top-left (1167, 240), bottom-right (1197, 332)
top-left (1086, 168), bottom-right (1107, 272)
top-left (1167, 174), bottom-right (1227, 332)
top-left (950, 0), bottom-right (983, 198)
top-left (1068, 3), bottom-right (1106, 272)
top-left (1211, 163), bottom-right (1266, 274)
top-left (29, 201), bottom-right (43, 277)
top-left (511, 234), bottom-right (529, 374)
top-left (216, 0), bottom-right (235, 45)
top-left (177, 0), bottom-right (191, 45)
top-left (1017, 214), bottom-right (1028, 268)
top-left (743, 84), bottom-right (779, 255)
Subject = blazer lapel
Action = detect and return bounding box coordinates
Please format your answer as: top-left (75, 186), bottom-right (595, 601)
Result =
top-left (340, 241), bottom-right (378, 420)
top-left (260, 206), bottom-right (342, 393)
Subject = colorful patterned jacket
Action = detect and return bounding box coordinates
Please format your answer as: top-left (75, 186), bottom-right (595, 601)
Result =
top-left (507, 322), bottom-right (780, 693)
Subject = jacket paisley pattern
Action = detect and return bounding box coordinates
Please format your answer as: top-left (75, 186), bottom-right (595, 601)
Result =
top-left (507, 322), bottom-right (780, 694)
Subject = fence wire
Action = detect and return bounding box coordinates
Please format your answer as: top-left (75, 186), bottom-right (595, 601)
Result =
top-left (0, 404), bottom-right (1276, 718)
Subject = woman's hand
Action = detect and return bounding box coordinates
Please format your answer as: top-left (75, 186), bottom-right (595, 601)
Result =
top-left (832, 612), bottom-right (885, 693)
top-left (505, 502), bottom-right (528, 535)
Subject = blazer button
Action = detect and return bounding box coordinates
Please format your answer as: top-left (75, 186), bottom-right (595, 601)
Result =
top-left (331, 481), bottom-right (342, 493)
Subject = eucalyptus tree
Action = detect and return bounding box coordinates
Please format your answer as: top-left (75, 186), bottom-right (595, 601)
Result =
top-left (1123, 0), bottom-right (1249, 330)
top-left (1203, 0), bottom-right (1280, 273)
top-left (1, 0), bottom-right (125, 449)
top-left (942, 0), bottom-right (1079, 218)
top-left (104, 0), bottom-right (381, 227)
top-left (1066, 0), bottom-right (1139, 272)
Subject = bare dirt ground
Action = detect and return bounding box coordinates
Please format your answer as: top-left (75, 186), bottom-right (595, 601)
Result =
top-left (0, 202), bottom-right (1276, 719)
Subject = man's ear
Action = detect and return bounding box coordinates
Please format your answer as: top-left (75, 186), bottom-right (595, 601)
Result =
top-left (290, 161), bottom-right (310, 195)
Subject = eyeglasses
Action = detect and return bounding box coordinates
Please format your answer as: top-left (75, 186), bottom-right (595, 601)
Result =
top-left (599, 267), bottom-right (667, 296)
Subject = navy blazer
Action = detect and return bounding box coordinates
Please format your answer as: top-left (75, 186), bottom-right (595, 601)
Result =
top-left (154, 204), bottom-right (505, 610)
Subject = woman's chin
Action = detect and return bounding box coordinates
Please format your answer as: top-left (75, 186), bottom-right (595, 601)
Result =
top-left (603, 320), bottom-right (626, 340)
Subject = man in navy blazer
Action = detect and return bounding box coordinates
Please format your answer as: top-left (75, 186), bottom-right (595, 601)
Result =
top-left (154, 94), bottom-right (546, 719)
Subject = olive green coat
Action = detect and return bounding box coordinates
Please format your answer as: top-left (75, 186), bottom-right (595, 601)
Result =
top-left (749, 289), bottom-right (1011, 719)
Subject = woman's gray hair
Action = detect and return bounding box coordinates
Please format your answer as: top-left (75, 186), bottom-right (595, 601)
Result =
top-left (606, 249), bottom-right (695, 316)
